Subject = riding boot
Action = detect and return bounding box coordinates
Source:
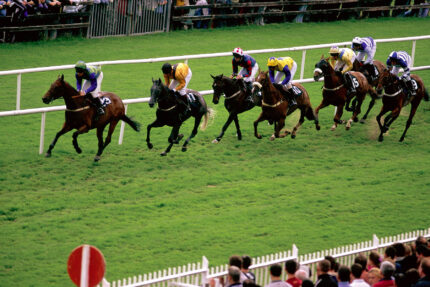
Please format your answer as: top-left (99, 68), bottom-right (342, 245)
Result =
top-left (244, 81), bottom-right (254, 104)
top-left (287, 88), bottom-right (297, 108)
top-left (89, 96), bottom-right (105, 116)
top-left (344, 73), bottom-right (356, 95)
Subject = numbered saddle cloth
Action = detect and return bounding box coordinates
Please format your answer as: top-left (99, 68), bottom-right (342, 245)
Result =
top-left (292, 85), bottom-right (303, 97)
top-left (186, 93), bottom-right (199, 108)
top-left (100, 96), bottom-right (112, 108)
top-left (350, 74), bottom-right (360, 89)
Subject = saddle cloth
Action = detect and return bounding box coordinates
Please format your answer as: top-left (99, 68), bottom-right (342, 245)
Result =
top-left (186, 93), bottom-right (197, 103)
top-left (100, 96), bottom-right (112, 108)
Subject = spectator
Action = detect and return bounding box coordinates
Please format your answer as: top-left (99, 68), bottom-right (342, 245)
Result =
top-left (351, 263), bottom-right (370, 287)
top-left (244, 279), bottom-right (261, 287)
top-left (265, 264), bottom-right (293, 287)
top-left (325, 256), bottom-right (339, 284)
top-left (46, 0), bottom-right (61, 12)
top-left (416, 245), bottom-right (430, 266)
top-left (315, 260), bottom-right (338, 287)
top-left (404, 269), bottom-right (420, 287)
top-left (285, 260), bottom-right (302, 287)
top-left (228, 266), bottom-right (244, 287)
top-left (368, 268), bottom-right (382, 287)
top-left (384, 246), bottom-right (398, 267)
top-left (10, 0), bottom-right (28, 23)
top-left (415, 258), bottom-right (430, 287)
top-left (35, 0), bottom-right (48, 13)
top-left (0, 0), bottom-right (11, 16)
top-left (374, 261), bottom-right (395, 287)
top-left (302, 280), bottom-right (314, 287)
top-left (194, 0), bottom-right (209, 29)
top-left (368, 252), bottom-right (382, 270)
top-left (242, 255), bottom-right (256, 282)
top-left (296, 269), bottom-right (309, 281)
top-left (355, 254), bottom-right (369, 283)
top-left (337, 265), bottom-right (352, 287)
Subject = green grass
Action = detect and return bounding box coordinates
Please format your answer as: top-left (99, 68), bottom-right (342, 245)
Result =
top-left (0, 17), bottom-right (430, 287)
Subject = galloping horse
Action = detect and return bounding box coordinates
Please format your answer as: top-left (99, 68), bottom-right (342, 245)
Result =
top-left (210, 74), bottom-right (261, 143)
top-left (313, 57), bottom-right (377, 130)
top-left (375, 69), bottom-right (429, 142)
top-left (42, 75), bottom-right (141, 161)
top-left (147, 79), bottom-right (213, 156)
top-left (352, 59), bottom-right (386, 122)
top-left (252, 71), bottom-right (320, 140)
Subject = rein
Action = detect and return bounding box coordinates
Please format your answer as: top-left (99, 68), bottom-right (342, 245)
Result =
top-left (224, 90), bottom-right (241, 100)
top-left (157, 104), bottom-right (177, 112)
top-left (323, 84), bottom-right (344, 91)
top-left (383, 89), bottom-right (402, 97)
top-left (262, 100), bottom-right (284, 108)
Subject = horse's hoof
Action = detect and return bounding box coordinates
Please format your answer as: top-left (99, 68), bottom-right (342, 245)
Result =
top-left (182, 146), bottom-right (187, 152)
top-left (378, 136), bottom-right (384, 142)
top-left (353, 118), bottom-right (358, 123)
top-left (316, 124), bottom-right (321, 131)
top-left (45, 152), bottom-right (51, 158)
top-left (256, 135), bottom-right (262, 140)
top-left (237, 135), bottom-right (242, 140)
top-left (76, 148), bottom-right (82, 154)
top-left (160, 152), bottom-right (167, 156)
top-left (291, 134), bottom-right (296, 139)
top-left (94, 155), bottom-right (101, 162)
top-left (147, 143), bottom-right (153, 149)
top-left (269, 135), bottom-right (275, 141)
top-left (212, 139), bottom-right (219, 144)
top-left (330, 126), bottom-right (337, 131)
top-left (399, 137), bottom-right (405, 142)
top-left (346, 126), bottom-right (350, 130)
top-left (359, 119), bottom-right (366, 124)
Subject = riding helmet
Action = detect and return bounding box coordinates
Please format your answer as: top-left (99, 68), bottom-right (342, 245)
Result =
top-left (232, 47), bottom-right (244, 58)
top-left (267, 57), bottom-right (278, 67)
top-left (389, 51), bottom-right (398, 60)
top-left (162, 63), bottom-right (172, 74)
top-left (352, 37), bottom-right (362, 45)
top-left (75, 60), bottom-right (87, 73)
top-left (329, 46), bottom-right (340, 56)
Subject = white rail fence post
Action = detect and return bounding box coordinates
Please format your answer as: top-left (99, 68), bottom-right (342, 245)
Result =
top-left (39, 112), bottom-right (46, 155)
top-left (17, 73), bottom-right (21, 110)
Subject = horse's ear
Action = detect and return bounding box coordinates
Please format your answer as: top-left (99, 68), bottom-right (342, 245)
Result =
top-left (221, 74), bottom-right (224, 78)
top-left (211, 74), bottom-right (215, 79)
top-left (321, 54), bottom-right (324, 60)
top-left (60, 74), bottom-right (64, 82)
top-left (157, 78), bottom-right (162, 84)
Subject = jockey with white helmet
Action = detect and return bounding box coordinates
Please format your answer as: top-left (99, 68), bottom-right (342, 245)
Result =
top-left (386, 51), bottom-right (416, 97)
top-left (75, 60), bottom-right (105, 116)
top-left (351, 36), bottom-right (379, 81)
top-left (231, 47), bottom-right (259, 103)
top-left (267, 56), bottom-right (298, 107)
top-left (329, 46), bottom-right (357, 95)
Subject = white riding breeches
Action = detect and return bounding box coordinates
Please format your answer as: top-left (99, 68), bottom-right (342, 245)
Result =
top-left (274, 61), bottom-right (297, 89)
top-left (169, 68), bottom-right (192, 96)
top-left (239, 63), bottom-right (259, 82)
top-left (82, 72), bottom-right (103, 98)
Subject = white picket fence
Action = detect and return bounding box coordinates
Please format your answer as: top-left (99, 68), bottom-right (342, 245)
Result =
top-left (102, 227), bottom-right (430, 287)
top-left (1, 35), bottom-right (430, 155)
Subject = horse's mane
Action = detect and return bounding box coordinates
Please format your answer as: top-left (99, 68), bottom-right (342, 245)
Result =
top-left (61, 79), bottom-right (79, 94)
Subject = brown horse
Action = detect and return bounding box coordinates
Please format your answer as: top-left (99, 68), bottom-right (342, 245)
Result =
top-left (313, 56), bottom-right (377, 131)
top-left (252, 71), bottom-right (319, 140)
top-left (210, 74), bottom-right (261, 143)
top-left (42, 75), bottom-right (140, 161)
top-left (375, 69), bottom-right (429, 142)
top-left (352, 59), bottom-right (386, 122)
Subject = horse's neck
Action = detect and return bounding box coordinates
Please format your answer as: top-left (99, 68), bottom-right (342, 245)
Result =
top-left (324, 69), bottom-right (342, 88)
top-left (262, 81), bottom-right (281, 103)
top-left (158, 89), bottom-right (176, 108)
top-left (63, 83), bottom-right (86, 109)
top-left (223, 78), bottom-right (240, 96)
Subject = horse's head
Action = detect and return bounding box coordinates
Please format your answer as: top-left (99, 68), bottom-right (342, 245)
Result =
top-left (42, 75), bottom-right (66, 104)
top-left (376, 69), bottom-right (397, 95)
top-left (313, 56), bottom-right (331, 81)
top-left (211, 74), bottom-right (226, 104)
top-left (149, 78), bottom-right (167, 108)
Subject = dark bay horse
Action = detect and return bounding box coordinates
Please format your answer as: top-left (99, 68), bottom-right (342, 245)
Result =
top-left (210, 74), bottom-right (261, 143)
top-left (313, 57), bottom-right (377, 131)
top-left (42, 75), bottom-right (140, 161)
top-left (375, 69), bottom-right (429, 142)
top-left (352, 59), bottom-right (386, 122)
top-left (147, 79), bottom-right (213, 156)
top-left (252, 71), bottom-right (319, 140)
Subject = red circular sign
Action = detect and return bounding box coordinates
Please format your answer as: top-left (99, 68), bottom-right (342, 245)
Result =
top-left (67, 245), bottom-right (106, 287)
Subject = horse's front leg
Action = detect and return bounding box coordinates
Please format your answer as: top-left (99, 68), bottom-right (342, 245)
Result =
top-left (146, 118), bottom-right (164, 149)
top-left (376, 105), bottom-right (390, 142)
top-left (94, 121), bottom-right (118, 162)
top-left (212, 112), bottom-right (236, 143)
top-left (233, 115), bottom-right (242, 140)
top-left (360, 98), bottom-right (375, 123)
top-left (162, 125), bottom-right (181, 156)
top-left (399, 104), bottom-right (419, 142)
top-left (332, 104), bottom-right (345, 131)
top-left (346, 97), bottom-right (364, 130)
top-left (291, 109), bottom-right (306, 139)
top-left (72, 125), bottom-right (90, 154)
top-left (253, 112), bottom-right (266, 139)
top-left (182, 115), bottom-right (202, 152)
top-left (314, 100), bottom-right (329, 128)
top-left (272, 118), bottom-right (286, 140)
top-left (45, 123), bottom-right (72, 157)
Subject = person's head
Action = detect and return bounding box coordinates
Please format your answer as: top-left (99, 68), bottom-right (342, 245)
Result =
top-left (404, 268), bottom-right (420, 286)
top-left (337, 265), bottom-right (351, 283)
top-left (243, 279), bottom-right (260, 287)
top-left (295, 269), bottom-right (308, 281)
top-left (242, 255), bottom-right (252, 270)
top-left (354, 254), bottom-right (368, 272)
top-left (394, 273), bottom-right (408, 287)
top-left (392, 243), bottom-right (406, 258)
top-left (161, 63), bottom-right (172, 75)
top-left (229, 255), bottom-right (243, 269)
top-left (419, 258), bottom-right (430, 278)
top-left (368, 268), bottom-right (382, 286)
top-left (317, 260), bottom-right (331, 276)
top-left (380, 261), bottom-right (395, 279)
top-left (270, 263), bottom-right (283, 278)
top-left (232, 47), bottom-right (244, 62)
top-left (369, 251), bottom-right (382, 268)
top-left (325, 255), bottom-right (338, 272)
top-left (267, 57), bottom-right (278, 71)
top-left (285, 259), bottom-right (298, 275)
top-left (385, 246), bottom-right (397, 260)
top-left (351, 37), bottom-right (362, 51)
top-left (329, 46), bottom-right (340, 60)
top-left (351, 263), bottom-right (364, 279)
top-left (389, 52), bottom-right (398, 65)
top-left (302, 279), bottom-right (314, 287)
top-left (75, 60), bottom-right (87, 76)
top-left (416, 244), bottom-right (430, 259)
top-left (415, 236), bottom-right (427, 248)
top-left (228, 266), bottom-right (241, 284)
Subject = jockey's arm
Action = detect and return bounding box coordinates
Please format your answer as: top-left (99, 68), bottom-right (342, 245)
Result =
top-left (76, 75), bottom-right (82, 92)
top-left (342, 59), bottom-right (354, 74)
top-left (281, 66), bottom-right (291, 85)
top-left (268, 69), bottom-right (276, 83)
top-left (163, 73), bottom-right (171, 87)
top-left (84, 74), bottom-right (98, 94)
top-left (232, 59), bottom-right (238, 76)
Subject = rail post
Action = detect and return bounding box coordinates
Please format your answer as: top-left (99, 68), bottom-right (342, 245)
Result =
top-left (39, 112), bottom-right (46, 154)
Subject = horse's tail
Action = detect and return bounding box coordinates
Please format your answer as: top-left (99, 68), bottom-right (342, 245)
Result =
top-left (424, 88), bottom-right (429, 102)
top-left (200, 108), bottom-right (215, 131)
top-left (121, 115), bottom-right (141, 132)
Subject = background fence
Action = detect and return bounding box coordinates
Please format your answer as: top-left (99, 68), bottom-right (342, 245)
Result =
top-left (103, 227), bottom-right (430, 287)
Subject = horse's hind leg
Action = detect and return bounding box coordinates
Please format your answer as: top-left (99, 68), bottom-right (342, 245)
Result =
top-left (213, 113), bottom-right (236, 143)
top-left (146, 119), bottom-right (164, 149)
top-left (182, 115), bottom-right (202, 152)
top-left (399, 104), bottom-right (419, 142)
top-left (376, 106), bottom-right (390, 142)
top-left (45, 124), bottom-right (72, 157)
top-left (253, 113), bottom-right (266, 139)
top-left (291, 109), bottom-right (306, 139)
top-left (273, 118), bottom-right (286, 140)
top-left (72, 125), bottom-right (90, 154)
top-left (360, 98), bottom-right (375, 123)
top-left (233, 115), bottom-right (242, 140)
top-left (162, 125), bottom-right (180, 156)
top-left (346, 97), bottom-right (363, 130)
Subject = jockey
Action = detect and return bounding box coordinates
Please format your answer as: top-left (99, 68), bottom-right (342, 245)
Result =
top-left (351, 36), bottom-right (378, 81)
top-left (231, 47), bottom-right (259, 103)
top-left (266, 56), bottom-right (298, 107)
top-left (162, 62), bottom-right (192, 114)
top-left (329, 46), bottom-right (357, 95)
top-left (75, 60), bottom-right (105, 116)
top-left (386, 51), bottom-right (416, 97)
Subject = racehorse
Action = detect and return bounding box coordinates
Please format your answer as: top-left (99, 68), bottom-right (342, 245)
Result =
top-left (42, 75), bottom-right (141, 162)
top-left (252, 71), bottom-right (320, 140)
top-left (375, 69), bottom-right (429, 142)
top-left (313, 56), bottom-right (377, 131)
top-left (147, 78), bottom-right (213, 156)
top-left (352, 59), bottom-right (386, 122)
top-left (210, 74), bottom-right (261, 143)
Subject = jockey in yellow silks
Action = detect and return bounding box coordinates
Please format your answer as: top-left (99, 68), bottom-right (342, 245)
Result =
top-left (329, 46), bottom-right (358, 94)
top-left (267, 56), bottom-right (298, 107)
top-left (161, 62), bottom-right (192, 115)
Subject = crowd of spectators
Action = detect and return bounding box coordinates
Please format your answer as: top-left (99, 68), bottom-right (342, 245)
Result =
top-left (210, 236), bottom-right (430, 287)
top-left (171, 0), bottom-right (429, 30)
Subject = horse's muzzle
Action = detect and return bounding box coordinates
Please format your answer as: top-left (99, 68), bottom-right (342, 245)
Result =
top-left (212, 98), bottom-right (219, 105)
top-left (42, 97), bottom-right (51, 104)
top-left (149, 102), bottom-right (154, 108)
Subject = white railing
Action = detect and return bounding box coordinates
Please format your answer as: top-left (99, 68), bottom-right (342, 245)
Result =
top-left (104, 227), bottom-right (430, 287)
top-left (1, 36), bottom-right (429, 154)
